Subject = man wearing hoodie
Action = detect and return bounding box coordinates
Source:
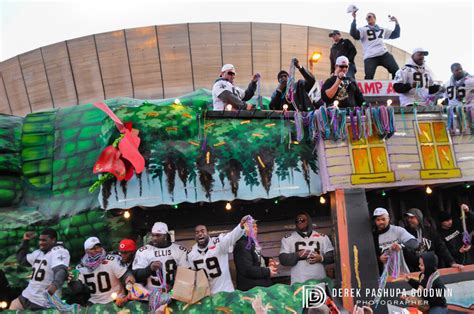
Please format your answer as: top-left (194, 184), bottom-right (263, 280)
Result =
top-left (403, 208), bottom-right (462, 271)
top-left (269, 58), bottom-right (316, 111)
top-left (444, 63), bottom-right (474, 106)
top-left (279, 212), bottom-right (334, 284)
top-left (438, 204), bottom-right (473, 265)
top-left (372, 207), bottom-right (419, 273)
top-left (212, 64), bottom-right (259, 110)
top-left (10, 228), bottom-right (70, 310)
top-left (393, 48), bottom-right (441, 106)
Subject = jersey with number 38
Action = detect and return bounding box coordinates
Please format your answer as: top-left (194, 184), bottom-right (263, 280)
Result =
top-left (132, 243), bottom-right (189, 291)
top-left (188, 225), bottom-right (244, 294)
top-left (22, 245), bottom-right (70, 308)
top-left (76, 254), bottom-right (128, 304)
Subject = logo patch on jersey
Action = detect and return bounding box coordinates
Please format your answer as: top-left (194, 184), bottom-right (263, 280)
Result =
top-left (57, 255), bottom-right (66, 261)
top-left (312, 233), bottom-right (322, 238)
top-left (101, 260), bottom-right (109, 265)
top-left (209, 245), bottom-right (216, 250)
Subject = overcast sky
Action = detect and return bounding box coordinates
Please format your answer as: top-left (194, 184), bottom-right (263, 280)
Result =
top-left (1, 0), bottom-right (472, 80)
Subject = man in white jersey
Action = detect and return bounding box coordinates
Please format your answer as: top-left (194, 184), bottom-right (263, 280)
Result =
top-left (188, 215), bottom-right (250, 294)
top-left (393, 48), bottom-right (441, 106)
top-left (279, 212), bottom-right (334, 285)
top-left (372, 207), bottom-right (419, 273)
top-left (350, 11), bottom-right (400, 79)
top-left (69, 237), bottom-right (134, 305)
top-left (212, 64), bottom-right (259, 110)
top-left (133, 222), bottom-right (189, 291)
top-left (444, 63), bottom-right (474, 106)
top-left (10, 228), bottom-right (70, 310)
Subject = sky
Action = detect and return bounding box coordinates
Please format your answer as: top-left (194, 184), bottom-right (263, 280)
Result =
top-left (0, 0), bottom-right (472, 80)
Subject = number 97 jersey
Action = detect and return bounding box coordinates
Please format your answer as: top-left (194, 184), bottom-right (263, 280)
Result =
top-left (132, 243), bottom-right (189, 291)
top-left (76, 254), bottom-right (128, 304)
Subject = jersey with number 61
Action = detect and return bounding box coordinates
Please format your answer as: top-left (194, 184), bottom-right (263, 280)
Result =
top-left (132, 243), bottom-right (189, 291)
top-left (22, 245), bottom-right (70, 308)
top-left (394, 59), bottom-right (436, 106)
top-left (76, 254), bottom-right (128, 304)
top-left (188, 224), bottom-right (244, 294)
top-left (444, 75), bottom-right (474, 106)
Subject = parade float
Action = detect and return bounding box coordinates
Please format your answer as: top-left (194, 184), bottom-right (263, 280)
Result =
top-left (0, 22), bottom-right (473, 313)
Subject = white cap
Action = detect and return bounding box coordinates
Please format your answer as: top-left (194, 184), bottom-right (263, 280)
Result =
top-left (221, 64), bottom-right (236, 73)
top-left (373, 207), bottom-right (389, 217)
top-left (412, 48), bottom-right (429, 56)
top-left (152, 222), bottom-right (169, 234)
top-left (84, 237), bottom-right (101, 250)
top-left (347, 4), bottom-right (359, 13)
top-left (335, 56), bottom-right (349, 66)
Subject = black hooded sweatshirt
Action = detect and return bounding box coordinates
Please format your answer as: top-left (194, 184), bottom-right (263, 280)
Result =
top-left (408, 252), bottom-right (447, 308)
top-left (269, 67), bottom-right (316, 111)
top-left (439, 210), bottom-right (473, 264)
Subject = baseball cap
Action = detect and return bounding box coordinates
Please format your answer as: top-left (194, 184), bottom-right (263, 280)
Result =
top-left (373, 207), bottom-right (389, 217)
top-left (277, 70), bottom-right (289, 80)
top-left (152, 222), bottom-right (169, 234)
top-left (328, 30), bottom-right (341, 37)
top-left (335, 56), bottom-right (349, 66)
top-left (84, 237), bottom-right (102, 250)
top-left (119, 239), bottom-right (137, 252)
top-left (439, 211), bottom-right (452, 222)
top-left (412, 48), bottom-right (429, 56)
top-left (221, 64), bottom-right (236, 74)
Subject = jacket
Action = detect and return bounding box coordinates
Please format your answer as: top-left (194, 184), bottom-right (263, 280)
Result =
top-left (233, 236), bottom-right (272, 291)
top-left (330, 38), bottom-right (357, 74)
top-left (269, 67), bottom-right (315, 111)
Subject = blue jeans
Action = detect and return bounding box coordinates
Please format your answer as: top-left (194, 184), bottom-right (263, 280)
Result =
top-left (428, 306), bottom-right (448, 314)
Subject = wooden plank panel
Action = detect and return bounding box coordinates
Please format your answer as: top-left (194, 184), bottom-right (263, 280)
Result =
top-left (453, 145), bottom-right (474, 153)
top-left (393, 163), bottom-right (420, 170)
top-left (157, 24), bottom-right (193, 98)
top-left (0, 75), bottom-right (11, 114)
top-left (281, 25), bottom-right (308, 81)
top-left (95, 30), bottom-right (133, 99)
top-left (326, 156), bottom-right (352, 167)
top-left (330, 176), bottom-right (351, 185)
top-left (0, 57), bottom-right (30, 116)
top-left (387, 145), bottom-right (419, 154)
top-left (457, 160), bottom-right (474, 169)
top-left (325, 146), bottom-right (350, 157)
top-left (461, 168), bottom-right (474, 176)
top-left (327, 165), bottom-right (352, 176)
top-left (308, 27), bottom-right (333, 81)
top-left (221, 22), bottom-right (252, 89)
top-left (42, 42), bottom-right (78, 107)
top-left (19, 49), bottom-right (53, 112)
top-left (389, 155), bottom-right (420, 163)
top-left (252, 23), bottom-right (280, 96)
top-left (189, 23), bottom-right (222, 90)
top-left (125, 26), bottom-right (163, 99)
top-left (324, 140), bottom-right (348, 149)
top-left (67, 35), bottom-right (104, 104)
top-left (395, 170), bottom-right (421, 181)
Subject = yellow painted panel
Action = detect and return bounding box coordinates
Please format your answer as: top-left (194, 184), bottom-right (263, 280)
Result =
top-left (348, 126), bottom-right (366, 145)
top-left (433, 122), bottom-right (448, 143)
top-left (368, 125), bottom-right (383, 144)
top-left (418, 123), bottom-right (433, 143)
top-left (352, 148), bottom-right (370, 174)
top-left (437, 145), bottom-right (455, 169)
top-left (351, 172), bottom-right (395, 185)
top-left (420, 168), bottom-right (461, 179)
top-left (370, 147), bottom-right (389, 173)
top-left (421, 146), bottom-right (437, 169)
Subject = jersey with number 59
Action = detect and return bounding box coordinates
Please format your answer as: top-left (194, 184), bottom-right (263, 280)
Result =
top-left (188, 224), bottom-right (244, 294)
top-left (444, 75), bottom-right (474, 106)
top-left (394, 59), bottom-right (436, 106)
top-left (76, 254), bottom-right (127, 304)
top-left (132, 243), bottom-right (189, 291)
top-left (22, 245), bottom-right (70, 308)
top-left (280, 231), bottom-right (334, 284)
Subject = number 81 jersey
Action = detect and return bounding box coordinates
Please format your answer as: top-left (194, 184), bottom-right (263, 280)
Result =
top-left (132, 243), bottom-right (189, 291)
top-left (76, 254), bottom-right (128, 304)
top-left (22, 245), bottom-right (70, 308)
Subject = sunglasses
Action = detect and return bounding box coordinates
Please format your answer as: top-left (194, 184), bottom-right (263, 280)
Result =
top-left (338, 65), bottom-right (349, 69)
top-left (227, 72), bottom-right (236, 76)
top-left (295, 218), bottom-right (307, 223)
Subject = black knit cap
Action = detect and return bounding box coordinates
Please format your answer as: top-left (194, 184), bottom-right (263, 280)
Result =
top-left (277, 70), bottom-right (289, 80)
top-left (439, 211), bottom-right (452, 222)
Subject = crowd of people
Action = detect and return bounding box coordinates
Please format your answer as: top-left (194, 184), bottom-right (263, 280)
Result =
top-left (212, 11), bottom-right (472, 111)
top-left (8, 213), bottom-right (335, 311)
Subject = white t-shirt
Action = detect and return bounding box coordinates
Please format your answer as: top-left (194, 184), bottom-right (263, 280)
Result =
top-left (444, 75), bottom-right (474, 106)
top-left (377, 225), bottom-right (416, 253)
top-left (132, 243), bottom-right (189, 291)
top-left (188, 224), bottom-right (244, 294)
top-left (280, 231), bottom-right (334, 285)
top-left (212, 79), bottom-right (245, 110)
top-left (76, 254), bottom-right (128, 304)
top-left (22, 245), bottom-right (70, 308)
top-left (394, 60), bottom-right (436, 106)
top-left (357, 25), bottom-right (393, 59)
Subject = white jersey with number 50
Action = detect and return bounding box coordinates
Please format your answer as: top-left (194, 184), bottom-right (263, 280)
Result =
top-left (22, 245), bottom-right (70, 308)
top-left (188, 224), bottom-right (244, 294)
top-left (132, 243), bottom-right (189, 291)
top-left (280, 231), bottom-right (334, 285)
top-left (76, 254), bottom-right (127, 304)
